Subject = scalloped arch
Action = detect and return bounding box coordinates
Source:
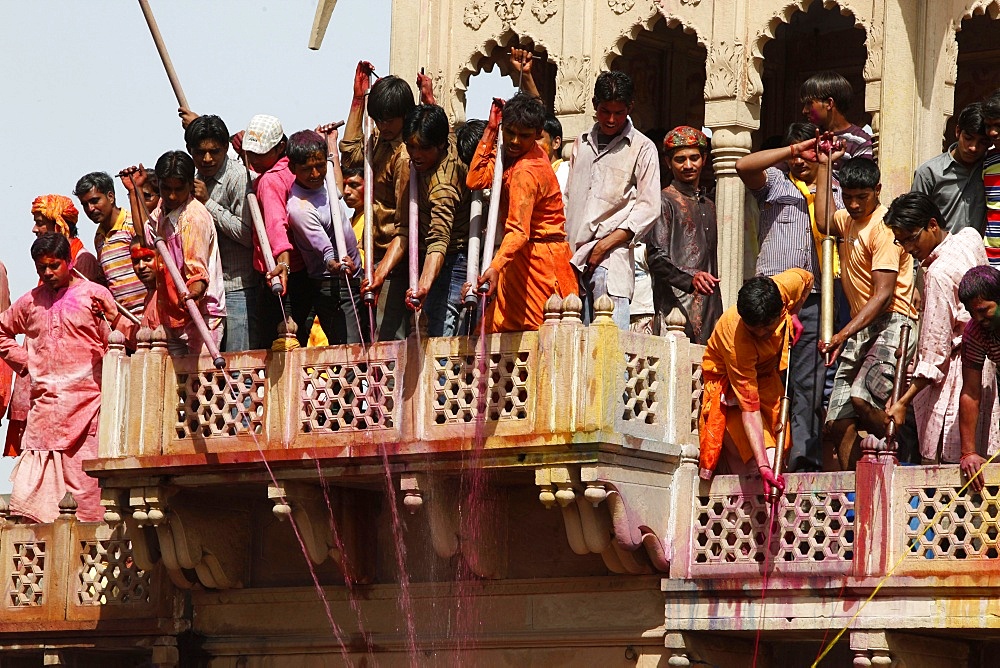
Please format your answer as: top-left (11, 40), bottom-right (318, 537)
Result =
top-left (454, 30), bottom-right (554, 101)
top-left (958, 0), bottom-right (1000, 24)
top-left (604, 7), bottom-right (707, 70)
top-left (751, 0), bottom-right (866, 63)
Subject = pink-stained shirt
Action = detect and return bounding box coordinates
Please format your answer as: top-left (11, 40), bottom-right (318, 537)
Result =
top-left (915, 228), bottom-right (1000, 461)
top-left (0, 278), bottom-right (117, 452)
top-left (251, 156), bottom-right (303, 273)
top-left (148, 197), bottom-right (226, 330)
top-left (0, 261), bottom-right (11, 418)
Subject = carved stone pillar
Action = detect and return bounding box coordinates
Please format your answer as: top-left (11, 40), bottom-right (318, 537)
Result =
top-left (862, 2), bottom-right (885, 163)
top-left (709, 127), bottom-right (753, 309)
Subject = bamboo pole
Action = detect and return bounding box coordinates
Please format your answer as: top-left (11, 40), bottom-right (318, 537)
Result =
top-left (136, 0), bottom-right (189, 109)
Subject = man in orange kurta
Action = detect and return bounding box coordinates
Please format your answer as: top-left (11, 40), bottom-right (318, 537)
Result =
top-left (466, 94), bottom-right (578, 333)
top-left (699, 268), bottom-right (813, 496)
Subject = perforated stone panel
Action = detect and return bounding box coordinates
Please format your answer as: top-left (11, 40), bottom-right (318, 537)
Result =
top-left (78, 538), bottom-right (151, 605)
top-left (622, 353), bottom-right (659, 424)
top-left (8, 541), bottom-right (45, 607)
top-left (432, 351), bottom-right (530, 424)
top-left (176, 367), bottom-right (266, 438)
top-left (301, 361), bottom-right (397, 432)
top-left (693, 492), bottom-right (855, 565)
top-left (905, 484), bottom-right (1000, 560)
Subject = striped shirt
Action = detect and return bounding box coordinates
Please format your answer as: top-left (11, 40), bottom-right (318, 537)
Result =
top-left (751, 167), bottom-right (842, 290)
top-left (340, 132), bottom-right (408, 262)
top-left (982, 147), bottom-right (1000, 266)
top-left (962, 317), bottom-right (1000, 371)
top-left (200, 157), bottom-right (259, 292)
top-left (396, 150), bottom-right (471, 256)
top-left (93, 208), bottom-right (147, 316)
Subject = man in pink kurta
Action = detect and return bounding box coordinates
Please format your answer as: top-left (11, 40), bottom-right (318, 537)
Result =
top-left (0, 233), bottom-right (117, 523)
top-left (884, 193), bottom-right (1000, 462)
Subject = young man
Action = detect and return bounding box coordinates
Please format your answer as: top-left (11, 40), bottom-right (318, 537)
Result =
top-left (957, 266), bottom-right (1000, 491)
top-left (816, 155), bottom-right (918, 470)
top-left (645, 126), bottom-right (722, 345)
top-left (799, 71), bottom-right (873, 172)
top-left (466, 94), bottom-right (578, 333)
top-left (883, 193), bottom-right (998, 464)
top-left (285, 130), bottom-right (364, 345)
top-left (96, 236), bottom-right (164, 349)
top-left (540, 114), bottom-right (569, 194)
top-left (185, 114), bottom-right (259, 352)
top-left (121, 152), bottom-right (226, 356)
top-left (342, 166), bottom-right (367, 260)
top-left (242, 114), bottom-right (305, 346)
top-left (456, 120), bottom-right (487, 167)
top-left (32, 194), bottom-right (103, 284)
top-left (392, 104), bottom-right (473, 337)
top-left (910, 102), bottom-right (989, 234)
top-left (341, 63), bottom-right (416, 341)
top-left (735, 123), bottom-right (841, 473)
top-left (699, 268), bottom-right (814, 496)
top-left (564, 70), bottom-right (661, 330)
top-left (73, 173), bottom-right (147, 316)
top-left (0, 233), bottom-right (117, 523)
top-left (980, 91), bottom-right (1000, 266)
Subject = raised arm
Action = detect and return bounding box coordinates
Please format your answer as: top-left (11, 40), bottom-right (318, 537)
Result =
top-left (736, 138), bottom-right (818, 191)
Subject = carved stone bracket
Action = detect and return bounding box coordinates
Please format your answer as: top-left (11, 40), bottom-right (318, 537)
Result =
top-left (104, 486), bottom-right (249, 590)
top-left (554, 55), bottom-right (592, 115)
top-left (531, 0), bottom-right (557, 23)
top-left (535, 466), bottom-right (670, 574)
top-left (400, 472), bottom-right (507, 579)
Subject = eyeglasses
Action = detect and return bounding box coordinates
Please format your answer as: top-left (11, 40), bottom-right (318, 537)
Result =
top-left (894, 227), bottom-right (924, 248)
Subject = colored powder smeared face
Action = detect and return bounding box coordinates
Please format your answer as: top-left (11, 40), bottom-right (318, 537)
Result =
top-left (35, 254), bottom-right (71, 292)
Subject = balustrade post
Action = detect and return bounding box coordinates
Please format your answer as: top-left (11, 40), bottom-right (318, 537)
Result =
top-left (99, 331), bottom-right (129, 459)
top-left (265, 321), bottom-right (302, 449)
top-left (853, 440), bottom-right (895, 578)
top-left (581, 294), bottom-right (620, 434)
top-left (666, 444), bottom-right (699, 579)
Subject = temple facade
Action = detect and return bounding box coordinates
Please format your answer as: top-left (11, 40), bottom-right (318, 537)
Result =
top-left (3, 1), bottom-right (1000, 666)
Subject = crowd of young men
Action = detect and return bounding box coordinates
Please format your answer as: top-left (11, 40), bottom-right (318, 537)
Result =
top-left (2, 58), bottom-right (1000, 521)
top-left (702, 73), bottom-right (1000, 497)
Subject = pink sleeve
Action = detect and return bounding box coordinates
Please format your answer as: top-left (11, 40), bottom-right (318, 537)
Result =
top-left (0, 296), bottom-right (29, 375)
top-left (257, 173), bottom-right (294, 259)
top-left (181, 208), bottom-right (213, 289)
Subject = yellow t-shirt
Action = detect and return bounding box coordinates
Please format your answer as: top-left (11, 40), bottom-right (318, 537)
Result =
top-left (832, 204), bottom-right (917, 320)
top-left (352, 211), bottom-right (365, 265)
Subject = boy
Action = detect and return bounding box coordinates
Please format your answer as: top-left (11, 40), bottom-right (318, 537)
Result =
top-left (799, 71), bottom-right (873, 172)
top-left (911, 102), bottom-right (989, 234)
top-left (242, 114), bottom-right (307, 346)
top-left (735, 123), bottom-right (841, 473)
top-left (699, 268), bottom-right (813, 496)
top-left (645, 126), bottom-right (722, 344)
top-left (980, 90), bottom-right (1000, 265)
top-left (341, 63), bottom-right (416, 341)
top-left (816, 153), bottom-right (917, 470)
top-left (120, 152), bottom-right (226, 357)
top-left (392, 104), bottom-right (472, 337)
top-left (540, 114), bottom-right (568, 194)
top-left (342, 166), bottom-right (367, 259)
top-left (185, 114), bottom-right (259, 351)
top-left (285, 130), bottom-right (364, 345)
top-left (466, 94), bottom-right (578, 333)
top-left (565, 71), bottom-right (661, 330)
top-left (0, 233), bottom-right (116, 523)
top-left (883, 193), bottom-right (998, 465)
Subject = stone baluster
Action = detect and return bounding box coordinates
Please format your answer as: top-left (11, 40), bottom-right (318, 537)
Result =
top-left (99, 330), bottom-right (129, 459)
top-left (581, 294), bottom-right (620, 434)
top-left (709, 127), bottom-right (753, 310)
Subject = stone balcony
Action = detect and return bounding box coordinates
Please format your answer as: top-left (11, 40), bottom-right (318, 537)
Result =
top-left (4, 295), bottom-right (1000, 664)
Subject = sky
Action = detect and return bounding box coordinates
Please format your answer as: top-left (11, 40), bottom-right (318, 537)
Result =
top-left (0, 0), bottom-right (515, 492)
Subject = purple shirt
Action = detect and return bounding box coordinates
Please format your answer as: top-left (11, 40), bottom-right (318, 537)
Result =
top-left (287, 182), bottom-right (362, 281)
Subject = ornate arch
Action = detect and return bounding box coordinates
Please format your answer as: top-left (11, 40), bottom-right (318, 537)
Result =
top-left (450, 30), bottom-right (555, 122)
top-left (602, 5), bottom-right (708, 70)
top-left (951, 1), bottom-right (1000, 87)
top-left (959, 1), bottom-right (1000, 22)
top-left (748, 0), bottom-right (871, 103)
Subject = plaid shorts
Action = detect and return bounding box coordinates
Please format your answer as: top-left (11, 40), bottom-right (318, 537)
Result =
top-left (826, 311), bottom-right (917, 422)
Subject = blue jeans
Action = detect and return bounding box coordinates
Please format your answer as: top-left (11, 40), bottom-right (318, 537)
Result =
top-left (424, 252), bottom-right (467, 337)
top-left (222, 285), bottom-right (260, 353)
top-left (578, 266), bottom-right (630, 330)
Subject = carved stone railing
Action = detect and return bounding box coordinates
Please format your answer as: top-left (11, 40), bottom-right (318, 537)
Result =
top-left (0, 498), bottom-right (177, 642)
top-left (93, 295), bottom-right (703, 474)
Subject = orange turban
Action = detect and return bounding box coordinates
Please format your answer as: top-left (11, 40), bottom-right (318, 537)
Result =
top-left (31, 194), bottom-right (79, 238)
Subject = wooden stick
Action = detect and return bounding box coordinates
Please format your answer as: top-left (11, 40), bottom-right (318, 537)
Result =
top-left (137, 0), bottom-right (189, 109)
top-left (308, 0), bottom-right (339, 50)
top-left (72, 268), bottom-right (142, 326)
